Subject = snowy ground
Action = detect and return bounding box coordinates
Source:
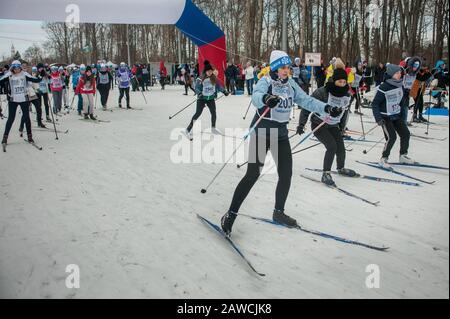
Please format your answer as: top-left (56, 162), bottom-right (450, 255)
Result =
top-left (0, 85), bottom-right (448, 299)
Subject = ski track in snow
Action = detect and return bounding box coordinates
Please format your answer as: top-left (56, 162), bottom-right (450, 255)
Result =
top-left (0, 87), bottom-right (448, 299)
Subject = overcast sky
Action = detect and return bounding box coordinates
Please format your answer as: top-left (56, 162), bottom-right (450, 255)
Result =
top-left (0, 19), bottom-right (47, 60)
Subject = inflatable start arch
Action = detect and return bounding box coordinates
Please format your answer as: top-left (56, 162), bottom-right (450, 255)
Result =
top-left (0, 0), bottom-right (227, 81)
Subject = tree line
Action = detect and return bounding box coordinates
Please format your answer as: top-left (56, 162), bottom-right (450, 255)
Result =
top-left (23, 0), bottom-right (448, 67)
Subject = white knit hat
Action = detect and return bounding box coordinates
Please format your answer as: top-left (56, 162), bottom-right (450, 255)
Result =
top-left (270, 50), bottom-right (292, 72)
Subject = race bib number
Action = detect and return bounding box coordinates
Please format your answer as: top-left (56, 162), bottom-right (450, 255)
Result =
top-left (403, 75), bottom-right (416, 90)
top-left (383, 87), bottom-right (403, 115)
top-left (202, 79), bottom-right (215, 97)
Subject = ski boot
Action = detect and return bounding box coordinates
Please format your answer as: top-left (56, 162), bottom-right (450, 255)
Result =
top-left (2, 135), bottom-right (7, 152)
top-left (89, 114), bottom-right (97, 121)
top-left (354, 110), bottom-right (364, 115)
top-left (38, 121), bottom-right (46, 128)
top-left (337, 168), bottom-right (359, 178)
top-left (46, 115), bottom-right (52, 122)
top-left (379, 157), bottom-right (392, 169)
top-left (211, 127), bottom-right (221, 135)
top-left (412, 115), bottom-right (421, 123)
top-left (321, 172), bottom-right (336, 187)
top-left (19, 130), bottom-right (23, 138)
top-left (419, 116), bottom-right (428, 123)
top-left (273, 209), bottom-right (297, 227)
top-left (27, 134), bottom-right (34, 144)
top-left (399, 154), bottom-right (415, 164)
top-left (221, 211), bottom-right (237, 236)
top-left (118, 103), bottom-right (123, 109)
top-left (84, 114), bottom-right (89, 120)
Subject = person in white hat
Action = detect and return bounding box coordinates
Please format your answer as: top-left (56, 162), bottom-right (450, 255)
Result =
top-left (0, 60), bottom-right (42, 148)
top-left (221, 50), bottom-right (344, 235)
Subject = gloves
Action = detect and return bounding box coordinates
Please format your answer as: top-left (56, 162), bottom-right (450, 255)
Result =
top-left (377, 119), bottom-right (385, 126)
top-left (263, 94), bottom-right (281, 109)
top-left (223, 91), bottom-right (230, 97)
top-left (198, 94), bottom-right (204, 100)
top-left (297, 125), bottom-right (305, 136)
top-left (325, 104), bottom-right (343, 118)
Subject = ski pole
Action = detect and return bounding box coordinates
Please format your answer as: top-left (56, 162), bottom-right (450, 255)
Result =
top-left (363, 136), bottom-right (385, 154)
top-left (169, 98), bottom-right (198, 120)
top-left (357, 91), bottom-right (366, 140)
top-left (345, 124), bottom-right (378, 149)
top-left (47, 93), bottom-right (59, 140)
top-left (291, 117), bottom-right (330, 152)
top-left (243, 99), bottom-right (252, 120)
top-left (426, 88), bottom-right (433, 135)
top-left (201, 107), bottom-right (271, 194)
top-left (291, 142), bottom-right (322, 156)
top-left (136, 77), bottom-right (148, 104)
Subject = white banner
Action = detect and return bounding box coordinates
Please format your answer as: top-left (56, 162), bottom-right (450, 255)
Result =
top-left (0, 0), bottom-right (186, 25)
top-left (305, 53), bottom-right (322, 66)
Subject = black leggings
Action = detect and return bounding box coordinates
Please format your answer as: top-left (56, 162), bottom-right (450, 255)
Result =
top-left (229, 131), bottom-right (293, 213)
top-left (313, 122), bottom-right (346, 171)
top-left (381, 118), bottom-right (410, 158)
top-left (350, 90), bottom-right (361, 111)
top-left (37, 93), bottom-right (50, 117)
top-left (20, 99), bottom-right (42, 131)
top-left (3, 101), bottom-right (31, 138)
top-left (187, 99), bottom-right (217, 132)
top-left (98, 85), bottom-right (110, 107)
top-left (118, 87), bottom-right (130, 106)
top-left (413, 92), bottom-right (424, 117)
top-left (185, 84), bottom-right (195, 95)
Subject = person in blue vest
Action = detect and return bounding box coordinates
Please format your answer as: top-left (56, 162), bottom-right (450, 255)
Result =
top-left (116, 62), bottom-right (132, 109)
top-left (372, 64), bottom-right (414, 168)
top-left (97, 63), bottom-right (113, 111)
top-left (220, 50), bottom-right (344, 235)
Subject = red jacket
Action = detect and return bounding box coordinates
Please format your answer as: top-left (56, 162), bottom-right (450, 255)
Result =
top-left (75, 75), bottom-right (96, 94)
top-left (160, 61), bottom-right (167, 77)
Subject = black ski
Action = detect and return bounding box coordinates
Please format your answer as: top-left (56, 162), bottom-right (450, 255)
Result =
top-left (236, 212), bottom-right (389, 251)
top-left (300, 174), bottom-right (380, 206)
top-left (197, 214), bottom-right (265, 277)
top-left (305, 168), bottom-right (421, 187)
top-left (357, 161), bottom-right (436, 185)
top-left (369, 161), bottom-right (449, 171)
top-left (24, 139), bottom-right (43, 150)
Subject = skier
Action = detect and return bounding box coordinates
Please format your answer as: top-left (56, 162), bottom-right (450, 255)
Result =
top-left (431, 60), bottom-right (449, 108)
top-left (185, 61), bottom-right (229, 138)
top-left (410, 64), bottom-right (432, 123)
top-left (49, 65), bottom-right (63, 114)
top-left (19, 66), bottom-right (46, 134)
top-left (97, 63), bottom-right (113, 111)
top-left (0, 60), bottom-right (41, 147)
top-left (160, 60), bottom-right (168, 90)
top-left (75, 66), bottom-right (97, 120)
top-left (371, 64), bottom-right (414, 168)
top-left (220, 50), bottom-right (344, 235)
top-left (71, 65), bottom-right (81, 115)
top-left (116, 62), bottom-right (132, 109)
top-left (349, 62), bottom-right (364, 115)
top-left (60, 66), bottom-right (70, 111)
top-left (401, 57), bottom-right (422, 124)
top-left (181, 64), bottom-right (195, 96)
top-left (298, 68), bottom-right (357, 186)
top-left (36, 63), bottom-right (52, 122)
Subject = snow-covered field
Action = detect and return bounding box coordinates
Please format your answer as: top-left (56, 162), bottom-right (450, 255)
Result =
top-left (0, 86), bottom-right (448, 299)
